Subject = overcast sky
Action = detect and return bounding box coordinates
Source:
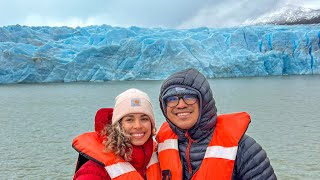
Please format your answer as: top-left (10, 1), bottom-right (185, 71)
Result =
top-left (1, 0), bottom-right (320, 28)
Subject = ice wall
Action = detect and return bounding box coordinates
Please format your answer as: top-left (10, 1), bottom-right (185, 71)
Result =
top-left (0, 24), bottom-right (319, 83)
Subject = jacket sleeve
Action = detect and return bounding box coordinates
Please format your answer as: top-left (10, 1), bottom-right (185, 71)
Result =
top-left (232, 134), bottom-right (277, 180)
top-left (73, 160), bottom-right (111, 180)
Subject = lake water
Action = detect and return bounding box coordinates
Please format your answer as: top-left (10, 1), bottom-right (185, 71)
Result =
top-left (0, 75), bottom-right (319, 179)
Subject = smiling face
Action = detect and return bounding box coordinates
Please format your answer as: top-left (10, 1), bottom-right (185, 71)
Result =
top-left (121, 113), bottom-right (152, 146)
top-left (166, 98), bottom-right (200, 130)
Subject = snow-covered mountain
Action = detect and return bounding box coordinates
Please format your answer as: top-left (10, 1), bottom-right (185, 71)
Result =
top-left (243, 5), bottom-right (320, 26)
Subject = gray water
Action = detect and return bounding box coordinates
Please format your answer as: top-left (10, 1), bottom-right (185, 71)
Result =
top-left (0, 75), bottom-right (319, 180)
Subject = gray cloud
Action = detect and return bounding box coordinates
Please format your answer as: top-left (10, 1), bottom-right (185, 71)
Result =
top-left (0, 0), bottom-right (319, 28)
top-left (178, 0), bottom-right (283, 28)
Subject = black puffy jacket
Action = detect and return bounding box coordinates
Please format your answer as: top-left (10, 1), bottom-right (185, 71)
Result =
top-left (159, 68), bottom-right (277, 180)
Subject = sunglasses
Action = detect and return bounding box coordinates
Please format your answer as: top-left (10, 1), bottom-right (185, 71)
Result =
top-left (165, 94), bottom-right (198, 107)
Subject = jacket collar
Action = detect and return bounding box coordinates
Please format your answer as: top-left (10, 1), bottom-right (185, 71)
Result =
top-left (130, 137), bottom-right (153, 177)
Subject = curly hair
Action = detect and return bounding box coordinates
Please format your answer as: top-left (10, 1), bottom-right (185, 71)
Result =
top-left (102, 122), bottom-right (133, 161)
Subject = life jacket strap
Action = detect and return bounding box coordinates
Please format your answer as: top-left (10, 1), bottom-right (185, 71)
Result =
top-left (161, 169), bottom-right (172, 180)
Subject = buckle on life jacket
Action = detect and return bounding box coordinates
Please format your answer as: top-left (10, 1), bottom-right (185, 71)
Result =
top-left (162, 169), bottom-right (171, 180)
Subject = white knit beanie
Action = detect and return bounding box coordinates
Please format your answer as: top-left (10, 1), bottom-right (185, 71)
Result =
top-left (112, 88), bottom-right (155, 128)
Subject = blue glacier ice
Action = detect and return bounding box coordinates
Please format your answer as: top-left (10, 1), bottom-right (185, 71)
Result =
top-left (0, 24), bottom-right (319, 84)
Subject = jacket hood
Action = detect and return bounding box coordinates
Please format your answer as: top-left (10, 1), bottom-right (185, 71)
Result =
top-left (159, 68), bottom-right (217, 140)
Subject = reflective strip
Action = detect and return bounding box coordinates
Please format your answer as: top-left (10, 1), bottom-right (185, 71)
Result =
top-left (147, 152), bottom-right (159, 168)
top-left (105, 162), bottom-right (135, 178)
top-left (204, 146), bottom-right (238, 160)
top-left (158, 139), bottom-right (178, 152)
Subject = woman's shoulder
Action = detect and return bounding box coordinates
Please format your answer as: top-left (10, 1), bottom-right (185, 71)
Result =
top-left (73, 160), bottom-right (110, 180)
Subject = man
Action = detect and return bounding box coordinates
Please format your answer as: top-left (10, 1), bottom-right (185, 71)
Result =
top-left (156, 68), bottom-right (276, 180)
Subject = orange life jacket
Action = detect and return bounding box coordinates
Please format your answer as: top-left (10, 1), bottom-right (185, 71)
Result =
top-left (72, 132), bottom-right (161, 180)
top-left (156, 112), bottom-right (251, 180)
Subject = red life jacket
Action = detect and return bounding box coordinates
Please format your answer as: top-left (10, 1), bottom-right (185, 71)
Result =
top-left (156, 112), bottom-right (251, 180)
top-left (72, 108), bottom-right (161, 180)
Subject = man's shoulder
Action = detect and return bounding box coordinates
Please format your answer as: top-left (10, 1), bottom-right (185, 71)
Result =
top-left (234, 135), bottom-right (277, 179)
top-left (236, 134), bottom-right (269, 171)
top-left (238, 134), bottom-right (262, 154)
top-left (239, 134), bottom-right (256, 146)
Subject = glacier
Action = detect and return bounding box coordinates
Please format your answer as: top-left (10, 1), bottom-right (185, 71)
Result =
top-left (0, 24), bottom-right (320, 84)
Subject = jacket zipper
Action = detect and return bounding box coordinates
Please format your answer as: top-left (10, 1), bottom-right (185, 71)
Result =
top-left (185, 131), bottom-right (196, 174)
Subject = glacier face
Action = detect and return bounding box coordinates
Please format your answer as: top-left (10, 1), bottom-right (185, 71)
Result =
top-left (0, 24), bottom-right (320, 84)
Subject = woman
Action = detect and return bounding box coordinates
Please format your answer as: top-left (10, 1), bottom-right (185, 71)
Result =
top-left (72, 88), bottom-right (161, 180)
